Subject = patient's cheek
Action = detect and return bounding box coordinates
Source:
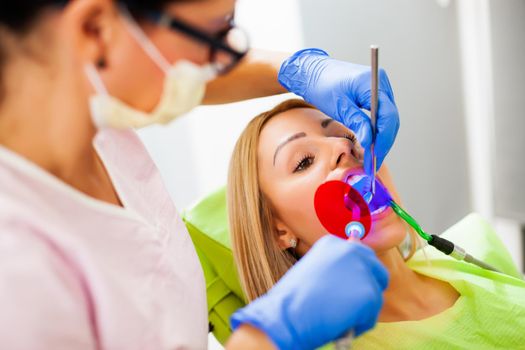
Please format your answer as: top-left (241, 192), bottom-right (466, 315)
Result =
top-left (296, 223), bottom-right (330, 248)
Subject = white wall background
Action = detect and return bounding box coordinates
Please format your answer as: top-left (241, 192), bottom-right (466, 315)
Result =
top-left (137, 1), bottom-right (524, 348)
top-left (487, 0), bottom-right (525, 272)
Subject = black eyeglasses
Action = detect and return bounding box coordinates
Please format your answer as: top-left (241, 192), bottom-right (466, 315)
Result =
top-left (147, 11), bottom-right (250, 75)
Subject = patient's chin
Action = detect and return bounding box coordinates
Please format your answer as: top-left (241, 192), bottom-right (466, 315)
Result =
top-left (361, 211), bottom-right (406, 254)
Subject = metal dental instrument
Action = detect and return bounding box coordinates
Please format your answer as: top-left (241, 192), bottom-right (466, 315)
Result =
top-left (364, 46), bottom-right (379, 203)
top-left (370, 46), bottom-right (379, 196)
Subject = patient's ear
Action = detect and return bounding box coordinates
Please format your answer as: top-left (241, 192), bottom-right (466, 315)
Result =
top-left (274, 218), bottom-right (298, 250)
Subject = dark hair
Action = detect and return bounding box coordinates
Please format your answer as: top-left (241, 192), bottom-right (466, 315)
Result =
top-left (0, 2), bottom-right (59, 33)
top-left (0, 1), bottom-right (178, 33)
top-left (0, 1), bottom-right (182, 99)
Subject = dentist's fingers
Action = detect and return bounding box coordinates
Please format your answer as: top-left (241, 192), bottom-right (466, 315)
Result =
top-left (342, 107), bottom-right (373, 176)
top-left (375, 90), bottom-right (400, 169)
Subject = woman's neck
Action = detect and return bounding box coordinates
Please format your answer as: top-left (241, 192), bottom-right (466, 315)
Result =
top-left (0, 60), bottom-right (122, 206)
top-left (377, 247), bottom-right (459, 322)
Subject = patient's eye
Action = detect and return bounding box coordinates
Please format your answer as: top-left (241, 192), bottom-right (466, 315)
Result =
top-left (294, 154), bottom-right (314, 173)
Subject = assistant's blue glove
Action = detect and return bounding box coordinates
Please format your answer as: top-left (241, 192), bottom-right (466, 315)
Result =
top-left (231, 235), bottom-right (388, 350)
top-left (278, 48), bottom-right (399, 176)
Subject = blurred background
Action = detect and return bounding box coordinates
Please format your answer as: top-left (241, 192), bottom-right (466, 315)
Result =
top-left (138, 2), bottom-right (524, 346)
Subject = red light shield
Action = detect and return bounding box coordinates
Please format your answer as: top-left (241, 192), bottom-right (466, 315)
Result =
top-left (314, 180), bottom-right (372, 239)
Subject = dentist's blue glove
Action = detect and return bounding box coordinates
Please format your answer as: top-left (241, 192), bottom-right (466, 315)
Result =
top-left (278, 48), bottom-right (400, 175)
top-left (231, 235), bottom-right (388, 350)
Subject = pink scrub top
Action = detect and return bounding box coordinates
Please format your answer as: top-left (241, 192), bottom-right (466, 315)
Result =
top-left (0, 129), bottom-right (208, 350)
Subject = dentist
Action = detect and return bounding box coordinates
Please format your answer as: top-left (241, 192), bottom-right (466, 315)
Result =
top-left (0, 1), bottom-right (398, 349)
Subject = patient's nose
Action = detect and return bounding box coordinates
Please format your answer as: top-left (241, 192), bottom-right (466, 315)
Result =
top-left (330, 138), bottom-right (362, 169)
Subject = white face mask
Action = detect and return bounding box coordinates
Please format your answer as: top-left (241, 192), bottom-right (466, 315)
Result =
top-left (84, 10), bottom-right (217, 129)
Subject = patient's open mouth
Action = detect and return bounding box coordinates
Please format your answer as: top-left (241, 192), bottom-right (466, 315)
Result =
top-left (345, 173), bottom-right (391, 217)
top-left (346, 173), bottom-right (367, 187)
top-left (371, 204), bottom-right (389, 216)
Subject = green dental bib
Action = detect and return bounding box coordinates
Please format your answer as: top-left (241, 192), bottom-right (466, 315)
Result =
top-left (183, 187), bottom-right (525, 349)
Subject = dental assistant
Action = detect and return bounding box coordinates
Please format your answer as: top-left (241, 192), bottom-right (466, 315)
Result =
top-left (0, 1), bottom-right (399, 349)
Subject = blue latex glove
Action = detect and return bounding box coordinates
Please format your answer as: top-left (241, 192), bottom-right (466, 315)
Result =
top-left (278, 48), bottom-right (400, 176)
top-left (231, 235), bottom-right (388, 350)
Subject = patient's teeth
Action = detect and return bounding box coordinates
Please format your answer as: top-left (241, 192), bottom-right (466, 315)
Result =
top-left (347, 174), bottom-right (366, 186)
top-left (372, 205), bottom-right (387, 215)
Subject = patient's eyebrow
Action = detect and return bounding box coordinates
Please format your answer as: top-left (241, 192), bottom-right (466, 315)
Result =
top-left (321, 118), bottom-right (333, 128)
top-left (273, 132), bottom-right (307, 166)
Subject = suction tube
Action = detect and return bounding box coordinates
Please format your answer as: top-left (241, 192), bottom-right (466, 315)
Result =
top-left (390, 199), bottom-right (502, 274)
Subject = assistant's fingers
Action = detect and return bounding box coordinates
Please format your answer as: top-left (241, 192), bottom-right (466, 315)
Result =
top-left (343, 108), bottom-right (372, 149)
top-left (378, 68), bottom-right (396, 102)
top-left (374, 91), bottom-right (400, 169)
top-left (343, 108), bottom-right (374, 178)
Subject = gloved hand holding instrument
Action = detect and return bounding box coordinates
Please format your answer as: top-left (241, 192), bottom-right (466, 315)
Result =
top-left (310, 46), bottom-right (503, 274)
top-left (278, 47), bottom-right (400, 197)
top-left (230, 235), bottom-right (388, 350)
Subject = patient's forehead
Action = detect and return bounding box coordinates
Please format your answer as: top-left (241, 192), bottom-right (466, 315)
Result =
top-left (260, 108), bottom-right (329, 141)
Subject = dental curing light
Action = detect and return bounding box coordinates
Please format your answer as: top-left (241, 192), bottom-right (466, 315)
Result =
top-left (314, 178), bottom-right (503, 274)
top-left (314, 180), bottom-right (371, 239)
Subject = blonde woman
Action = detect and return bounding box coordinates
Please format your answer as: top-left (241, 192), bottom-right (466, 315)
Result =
top-left (228, 99), bottom-right (525, 349)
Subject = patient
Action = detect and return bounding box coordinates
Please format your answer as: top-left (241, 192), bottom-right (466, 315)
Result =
top-left (227, 99), bottom-right (525, 349)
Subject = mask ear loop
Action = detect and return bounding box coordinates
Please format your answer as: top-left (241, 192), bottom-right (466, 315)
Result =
top-left (119, 6), bottom-right (171, 73)
top-left (84, 63), bottom-right (109, 95)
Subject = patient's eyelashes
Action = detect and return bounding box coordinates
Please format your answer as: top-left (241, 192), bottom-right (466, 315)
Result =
top-left (292, 134), bottom-right (358, 173)
top-left (343, 133), bottom-right (357, 145)
top-left (294, 153), bottom-right (315, 173)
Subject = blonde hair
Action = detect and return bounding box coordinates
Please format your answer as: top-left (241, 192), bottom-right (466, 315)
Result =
top-left (228, 99), bottom-right (417, 302)
top-left (227, 99), bottom-right (315, 301)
